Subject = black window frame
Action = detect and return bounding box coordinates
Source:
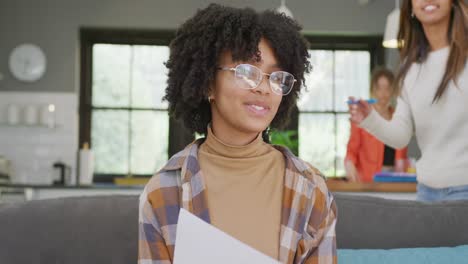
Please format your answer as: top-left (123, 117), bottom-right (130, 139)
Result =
top-left (79, 28), bottom-right (384, 182)
top-left (300, 34), bottom-right (384, 177)
top-left (79, 28), bottom-right (193, 183)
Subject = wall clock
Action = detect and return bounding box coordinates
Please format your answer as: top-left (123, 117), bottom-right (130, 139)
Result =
top-left (9, 43), bottom-right (47, 82)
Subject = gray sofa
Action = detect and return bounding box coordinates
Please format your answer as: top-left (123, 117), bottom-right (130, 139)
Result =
top-left (1, 193), bottom-right (468, 263)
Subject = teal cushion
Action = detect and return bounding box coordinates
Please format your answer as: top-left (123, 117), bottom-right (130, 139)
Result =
top-left (338, 245), bottom-right (468, 264)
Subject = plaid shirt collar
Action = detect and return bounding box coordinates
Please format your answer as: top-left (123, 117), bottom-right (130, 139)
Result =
top-left (159, 138), bottom-right (317, 182)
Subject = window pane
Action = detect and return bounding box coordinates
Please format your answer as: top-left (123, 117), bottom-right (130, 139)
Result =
top-left (92, 110), bottom-right (129, 174)
top-left (130, 111), bottom-right (169, 174)
top-left (92, 44), bottom-right (131, 107)
top-left (336, 114), bottom-right (351, 177)
top-left (334, 51), bottom-right (370, 111)
top-left (297, 50), bottom-right (333, 111)
top-left (299, 113), bottom-right (335, 176)
top-left (132, 45), bottom-right (169, 109)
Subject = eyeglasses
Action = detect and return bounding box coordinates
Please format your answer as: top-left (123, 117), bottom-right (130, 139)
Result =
top-left (217, 64), bottom-right (297, 96)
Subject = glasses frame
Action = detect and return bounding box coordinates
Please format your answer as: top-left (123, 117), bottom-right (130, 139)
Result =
top-left (217, 64), bottom-right (297, 96)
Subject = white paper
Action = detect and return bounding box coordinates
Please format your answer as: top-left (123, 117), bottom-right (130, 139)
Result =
top-left (173, 208), bottom-right (281, 264)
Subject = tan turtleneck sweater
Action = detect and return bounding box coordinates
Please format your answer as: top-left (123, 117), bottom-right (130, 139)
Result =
top-left (198, 128), bottom-right (285, 259)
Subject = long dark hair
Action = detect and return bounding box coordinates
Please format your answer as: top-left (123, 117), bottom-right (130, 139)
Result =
top-left (396, 0), bottom-right (467, 103)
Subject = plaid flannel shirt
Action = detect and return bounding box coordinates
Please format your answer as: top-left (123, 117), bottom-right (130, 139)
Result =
top-left (139, 139), bottom-right (337, 264)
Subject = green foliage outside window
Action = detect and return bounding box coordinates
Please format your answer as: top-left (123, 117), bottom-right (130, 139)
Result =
top-left (269, 130), bottom-right (299, 156)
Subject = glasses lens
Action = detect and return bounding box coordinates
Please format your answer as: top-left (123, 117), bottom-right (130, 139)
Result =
top-left (270, 71), bottom-right (295, 95)
top-left (235, 64), bottom-right (261, 89)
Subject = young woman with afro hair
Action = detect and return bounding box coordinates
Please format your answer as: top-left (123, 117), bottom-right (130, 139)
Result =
top-left (139, 4), bottom-right (337, 264)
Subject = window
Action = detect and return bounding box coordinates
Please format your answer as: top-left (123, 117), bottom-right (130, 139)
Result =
top-left (91, 44), bottom-right (169, 176)
top-left (299, 35), bottom-right (384, 177)
top-left (80, 29), bottom-right (193, 182)
top-left (299, 50), bottom-right (370, 176)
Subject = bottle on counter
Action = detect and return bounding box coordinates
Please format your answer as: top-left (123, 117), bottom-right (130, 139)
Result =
top-left (40, 104), bottom-right (56, 128)
top-left (23, 105), bottom-right (38, 125)
top-left (406, 158), bottom-right (417, 174)
top-left (79, 142), bottom-right (94, 186)
top-left (7, 104), bottom-right (20, 125)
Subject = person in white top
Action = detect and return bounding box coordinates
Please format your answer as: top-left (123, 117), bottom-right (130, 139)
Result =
top-left (349, 0), bottom-right (467, 201)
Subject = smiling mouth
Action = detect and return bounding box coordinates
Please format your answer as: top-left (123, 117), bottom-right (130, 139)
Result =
top-left (251, 104), bottom-right (266, 111)
top-left (245, 103), bottom-right (270, 116)
top-left (423, 5), bottom-right (438, 12)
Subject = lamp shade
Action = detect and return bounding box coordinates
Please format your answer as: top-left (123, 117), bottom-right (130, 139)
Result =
top-left (276, 0), bottom-right (293, 18)
top-left (383, 8), bottom-right (400, 48)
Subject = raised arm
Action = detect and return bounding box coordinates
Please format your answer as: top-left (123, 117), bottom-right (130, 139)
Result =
top-left (348, 91), bottom-right (414, 149)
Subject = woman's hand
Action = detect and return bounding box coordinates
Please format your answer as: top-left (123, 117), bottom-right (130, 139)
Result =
top-left (348, 96), bottom-right (372, 124)
top-left (394, 159), bottom-right (406, 173)
top-left (345, 160), bottom-right (361, 182)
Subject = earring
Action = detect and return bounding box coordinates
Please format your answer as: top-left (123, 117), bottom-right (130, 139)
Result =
top-left (411, 11), bottom-right (415, 18)
top-left (261, 128), bottom-right (271, 143)
top-left (208, 96), bottom-right (213, 103)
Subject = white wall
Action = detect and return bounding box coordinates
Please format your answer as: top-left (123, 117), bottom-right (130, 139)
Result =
top-left (0, 0), bottom-right (396, 93)
top-left (0, 92), bottom-right (78, 184)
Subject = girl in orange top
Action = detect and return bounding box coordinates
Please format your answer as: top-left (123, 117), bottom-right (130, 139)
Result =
top-left (345, 67), bottom-right (407, 182)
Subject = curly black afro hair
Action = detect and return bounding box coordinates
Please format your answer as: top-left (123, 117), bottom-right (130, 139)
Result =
top-left (164, 3), bottom-right (311, 136)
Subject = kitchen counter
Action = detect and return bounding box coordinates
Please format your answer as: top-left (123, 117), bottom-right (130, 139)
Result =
top-left (326, 178), bottom-right (417, 200)
top-left (0, 183), bottom-right (143, 202)
top-left (1, 180), bottom-right (417, 193)
top-left (1, 179), bottom-right (418, 202)
top-left (326, 179), bottom-right (417, 192)
top-left (0, 183), bottom-right (143, 189)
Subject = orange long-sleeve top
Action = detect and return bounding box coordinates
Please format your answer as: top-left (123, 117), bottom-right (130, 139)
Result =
top-left (345, 122), bottom-right (408, 182)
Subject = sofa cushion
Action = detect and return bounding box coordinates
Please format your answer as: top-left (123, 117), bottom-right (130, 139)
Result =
top-left (334, 193), bottom-right (468, 249)
top-left (0, 195), bottom-right (138, 264)
top-left (337, 245), bottom-right (468, 264)
top-left (2, 193), bottom-right (468, 263)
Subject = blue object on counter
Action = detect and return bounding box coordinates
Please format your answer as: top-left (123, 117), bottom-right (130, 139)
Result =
top-left (373, 172), bottom-right (417, 183)
top-left (347, 98), bottom-right (378, 105)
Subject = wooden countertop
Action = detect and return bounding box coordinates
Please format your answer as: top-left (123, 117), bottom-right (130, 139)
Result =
top-left (0, 183), bottom-right (143, 190)
top-left (1, 180), bottom-right (417, 193)
top-left (326, 179), bottom-right (417, 193)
